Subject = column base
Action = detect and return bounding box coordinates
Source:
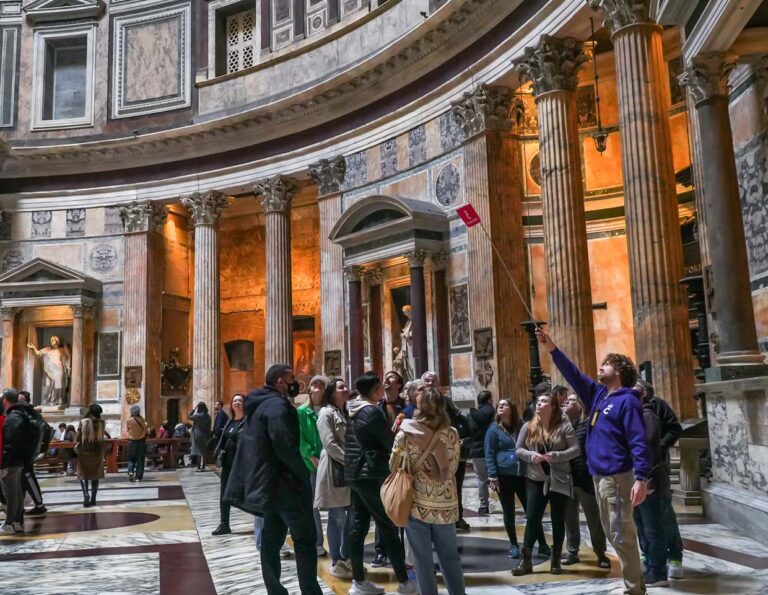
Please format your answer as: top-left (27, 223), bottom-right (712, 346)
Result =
top-left (672, 488), bottom-right (702, 506)
top-left (703, 482), bottom-right (768, 543)
top-left (64, 406), bottom-right (86, 417)
top-left (705, 363), bottom-right (768, 382)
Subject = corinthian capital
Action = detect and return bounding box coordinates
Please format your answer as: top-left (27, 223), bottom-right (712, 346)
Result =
top-left (180, 191), bottom-right (229, 226)
top-left (588, 0), bottom-right (652, 34)
top-left (343, 265), bottom-right (363, 282)
top-left (119, 201), bottom-right (169, 233)
top-left (451, 84), bottom-right (513, 137)
top-left (514, 36), bottom-right (589, 96)
top-left (405, 249), bottom-right (427, 268)
top-left (679, 52), bottom-right (738, 105)
top-left (254, 176), bottom-right (299, 213)
top-left (0, 307), bottom-right (17, 322)
top-left (309, 156), bottom-right (346, 196)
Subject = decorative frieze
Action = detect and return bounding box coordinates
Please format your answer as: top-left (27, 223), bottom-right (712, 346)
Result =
top-left (308, 156), bottom-right (346, 196)
top-left (451, 84), bottom-right (513, 137)
top-left (514, 36), bottom-right (589, 96)
top-left (678, 52), bottom-right (738, 105)
top-left (253, 176), bottom-right (299, 213)
top-left (588, 0), bottom-right (652, 34)
top-left (180, 191), bottom-right (228, 226)
top-left (120, 200), bottom-right (169, 233)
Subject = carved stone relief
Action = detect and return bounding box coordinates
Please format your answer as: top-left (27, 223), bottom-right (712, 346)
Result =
top-left (104, 207), bottom-right (124, 234)
top-left (381, 138), bottom-right (397, 178)
top-left (737, 140), bottom-right (768, 278)
top-left (66, 209), bottom-right (86, 237)
top-left (449, 284), bottom-right (470, 347)
top-left (32, 211), bottom-right (52, 239)
top-left (89, 243), bottom-right (118, 274)
top-left (435, 163), bottom-right (461, 207)
top-left (439, 111), bottom-right (463, 152)
top-left (342, 151), bottom-right (368, 190)
top-left (1, 248), bottom-right (25, 273)
top-left (408, 126), bottom-right (427, 167)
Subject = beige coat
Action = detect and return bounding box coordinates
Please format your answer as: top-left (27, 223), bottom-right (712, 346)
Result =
top-left (126, 415), bottom-right (147, 440)
top-left (314, 405), bottom-right (350, 509)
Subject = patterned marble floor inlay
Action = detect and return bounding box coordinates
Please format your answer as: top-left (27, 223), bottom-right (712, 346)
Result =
top-left (1, 467), bottom-right (767, 594)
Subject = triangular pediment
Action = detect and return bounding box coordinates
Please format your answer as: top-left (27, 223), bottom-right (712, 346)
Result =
top-left (0, 258), bottom-right (102, 304)
top-left (24, 0), bottom-right (105, 24)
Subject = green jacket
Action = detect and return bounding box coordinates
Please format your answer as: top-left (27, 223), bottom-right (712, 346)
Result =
top-left (297, 402), bottom-right (323, 472)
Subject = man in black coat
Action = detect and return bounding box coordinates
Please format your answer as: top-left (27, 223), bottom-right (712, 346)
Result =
top-left (224, 364), bottom-right (322, 595)
top-left (467, 390), bottom-right (495, 515)
top-left (1, 388), bottom-right (33, 535)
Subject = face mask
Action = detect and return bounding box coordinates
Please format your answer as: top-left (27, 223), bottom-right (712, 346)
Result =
top-left (287, 382), bottom-right (300, 399)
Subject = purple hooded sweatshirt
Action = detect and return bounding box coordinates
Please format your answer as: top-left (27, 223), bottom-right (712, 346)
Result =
top-left (551, 348), bottom-right (651, 481)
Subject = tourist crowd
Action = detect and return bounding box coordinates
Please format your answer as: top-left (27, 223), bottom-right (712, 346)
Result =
top-left (0, 327), bottom-right (685, 595)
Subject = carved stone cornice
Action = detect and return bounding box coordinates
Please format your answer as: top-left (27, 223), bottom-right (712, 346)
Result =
top-left (8, 0), bottom-right (508, 176)
top-left (405, 249), bottom-right (427, 268)
top-left (254, 176), bottom-right (299, 214)
top-left (451, 84), bottom-right (513, 138)
top-left (0, 307), bottom-right (17, 323)
top-left (679, 52), bottom-right (738, 105)
top-left (309, 156), bottom-right (346, 196)
top-left (343, 265), bottom-right (364, 282)
top-left (588, 0), bottom-right (653, 35)
top-left (119, 201), bottom-right (169, 234)
top-left (364, 268), bottom-right (383, 284)
top-left (514, 36), bottom-right (589, 96)
top-left (180, 191), bottom-right (229, 226)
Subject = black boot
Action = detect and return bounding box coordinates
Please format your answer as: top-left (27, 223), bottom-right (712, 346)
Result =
top-left (90, 481), bottom-right (99, 506)
top-left (512, 548), bottom-right (533, 576)
top-left (80, 480), bottom-right (90, 508)
top-left (550, 548), bottom-right (563, 574)
top-left (212, 524), bottom-right (232, 536)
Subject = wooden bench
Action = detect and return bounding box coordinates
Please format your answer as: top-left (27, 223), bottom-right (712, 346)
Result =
top-left (42, 438), bottom-right (180, 474)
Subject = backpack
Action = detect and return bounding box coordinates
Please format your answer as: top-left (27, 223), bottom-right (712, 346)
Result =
top-left (27, 411), bottom-right (46, 458)
top-left (40, 421), bottom-right (55, 453)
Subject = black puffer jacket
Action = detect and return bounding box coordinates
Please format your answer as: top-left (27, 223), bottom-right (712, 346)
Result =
top-left (224, 387), bottom-right (312, 514)
top-left (569, 417), bottom-right (594, 493)
top-left (642, 400), bottom-right (671, 498)
top-left (468, 402), bottom-right (496, 459)
top-left (344, 398), bottom-right (394, 482)
top-left (1, 405), bottom-right (33, 468)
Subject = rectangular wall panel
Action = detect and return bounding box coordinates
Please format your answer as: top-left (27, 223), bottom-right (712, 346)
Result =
top-left (0, 27), bottom-right (18, 128)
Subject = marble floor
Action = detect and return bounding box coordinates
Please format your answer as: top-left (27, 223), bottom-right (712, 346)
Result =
top-left (1, 466), bottom-right (767, 594)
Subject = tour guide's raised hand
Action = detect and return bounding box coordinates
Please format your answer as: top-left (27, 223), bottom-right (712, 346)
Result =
top-left (534, 326), bottom-right (556, 352)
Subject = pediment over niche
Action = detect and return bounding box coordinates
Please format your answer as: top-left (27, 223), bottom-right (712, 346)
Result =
top-left (23, 0), bottom-right (105, 24)
top-left (0, 258), bottom-right (102, 307)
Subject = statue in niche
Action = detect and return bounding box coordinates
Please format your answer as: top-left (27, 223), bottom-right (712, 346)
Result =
top-left (27, 336), bottom-right (70, 407)
top-left (392, 305), bottom-right (415, 382)
top-left (161, 347), bottom-right (192, 393)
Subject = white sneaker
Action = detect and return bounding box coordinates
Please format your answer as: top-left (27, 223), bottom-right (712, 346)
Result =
top-left (317, 545), bottom-right (328, 557)
top-left (668, 560), bottom-right (684, 579)
top-left (280, 544), bottom-right (292, 558)
top-left (349, 579), bottom-right (385, 595)
top-left (1, 522), bottom-right (17, 535)
top-left (329, 560), bottom-right (353, 579)
top-left (397, 580), bottom-right (419, 594)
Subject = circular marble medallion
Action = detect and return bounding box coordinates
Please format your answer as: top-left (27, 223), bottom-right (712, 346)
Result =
top-left (435, 163), bottom-right (461, 206)
top-left (529, 152), bottom-right (541, 187)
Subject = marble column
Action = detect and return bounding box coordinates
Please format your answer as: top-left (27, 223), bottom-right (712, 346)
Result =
top-left (680, 53), bottom-right (767, 378)
top-left (590, 0), bottom-right (694, 417)
top-left (452, 84), bottom-right (531, 404)
top-left (309, 157), bottom-right (347, 378)
top-left (67, 305), bottom-right (86, 414)
top-left (345, 265), bottom-right (364, 381)
top-left (254, 176), bottom-right (299, 371)
top-left (120, 201), bottom-right (168, 429)
top-left (1, 307), bottom-right (16, 389)
top-left (515, 36), bottom-right (597, 382)
top-left (407, 250), bottom-right (429, 377)
top-left (365, 269), bottom-right (384, 378)
top-left (180, 191), bottom-right (228, 413)
top-left (430, 251), bottom-right (451, 384)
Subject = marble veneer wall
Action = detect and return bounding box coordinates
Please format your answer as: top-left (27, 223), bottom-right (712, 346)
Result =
top-left (729, 70), bottom-right (768, 356)
top-left (0, 206), bottom-right (125, 435)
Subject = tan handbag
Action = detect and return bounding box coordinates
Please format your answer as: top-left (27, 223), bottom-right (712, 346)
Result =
top-left (381, 428), bottom-right (443, 528)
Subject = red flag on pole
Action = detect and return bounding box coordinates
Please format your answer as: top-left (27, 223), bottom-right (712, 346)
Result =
top-left (456, 204), bottom-right (481, 227)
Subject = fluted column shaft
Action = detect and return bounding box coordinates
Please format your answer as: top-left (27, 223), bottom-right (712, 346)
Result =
top-left (611, 21), bottom-right (694, 415)
top-left (69, 306), bottom-right (84, 409)
top-left (537, 90), bottom-right (596, 379)
top-left (408, 252), bottom-right (429, 377)
top-left (1, 308), bottom-right (16, 389)
top-left (346, 267), bottom-right (364, 382)
top-left (265, 208), bottom-right (293, 368)
top-left (181, 192), bottom-right (227, 413)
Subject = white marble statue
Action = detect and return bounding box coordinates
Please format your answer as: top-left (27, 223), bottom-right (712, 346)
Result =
top-left (27, 336), bottom-right (70, 407)
top-left (393, 305), bottom-right (415, 382)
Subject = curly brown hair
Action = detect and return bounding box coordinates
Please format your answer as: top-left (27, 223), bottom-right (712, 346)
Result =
top-left (602, 353), bottom-right (638, 387)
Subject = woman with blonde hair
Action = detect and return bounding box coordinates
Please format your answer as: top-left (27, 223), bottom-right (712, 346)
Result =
top-left (514, 393), bottom-right (579, 576)
top-left (390, 387), bottom-right (465, 595)
top-left (77, 404), bottom-right (106, 507)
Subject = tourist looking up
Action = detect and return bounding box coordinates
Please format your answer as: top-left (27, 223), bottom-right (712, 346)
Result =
top-left (536, 327), bottom-right (651, 595)
top-left (391, 387), bottom-right (465, 595)
top-left (552, 385), bottom-right (569, 409)
top-left (345, 371), bottom-right (417, 595)
top-left (633, 380), bottom-right (672, 588)
top-left (126, 404), bottom-right (148, 483)
top-left (467, 390), bottom-right (496, 516)
top-left (380, 370), bottom-right (407, 428)
top-left (514, 393), bottom-right (579, 576)
top-left (1, 388), bottom-right (33, 535)
top-left (212, 400), bottom-right (230, 442)
top-left (561, 394), bottom-right (610, 568)
top-left (189, 402), bottom-right (211, 472)
top-left (211, 393), bottom-right (246, 536)
top-left (298, 374), bottom-right (328, 557)
top-left (485, 399), bottom-right (548, 559)
top-left (314, 378), bottom-right (353, 579)
top-left (77, 404), bottom-right (106, 508)
top-left (225, 364), bottom-right (321, 595)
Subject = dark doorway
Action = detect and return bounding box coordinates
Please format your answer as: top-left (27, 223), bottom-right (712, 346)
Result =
top-left (166, 399), bottom-right (180, 427)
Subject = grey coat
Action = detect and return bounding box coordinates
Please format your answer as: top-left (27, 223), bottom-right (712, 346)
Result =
top-left (516, 420), bottom-right (579, 498)
top-left (189, 411), bottom-right (211, 457)
top-left (314, 404), bottom-right (350, 509)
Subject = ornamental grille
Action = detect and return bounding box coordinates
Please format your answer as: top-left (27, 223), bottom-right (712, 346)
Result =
top-left (226, 9), bottom-right (256, 74)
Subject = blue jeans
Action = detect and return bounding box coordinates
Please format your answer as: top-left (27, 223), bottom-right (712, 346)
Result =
top-left (634, 491), bottom-right (668, 580)
top-left (661, 496), bottom-right (683, 561)
top-left (327, 506), bottom-right (351, 562)
top-left (405, 517), bottom-right (466, 595)
top-left (254, 515), bottom-right (263, 549)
